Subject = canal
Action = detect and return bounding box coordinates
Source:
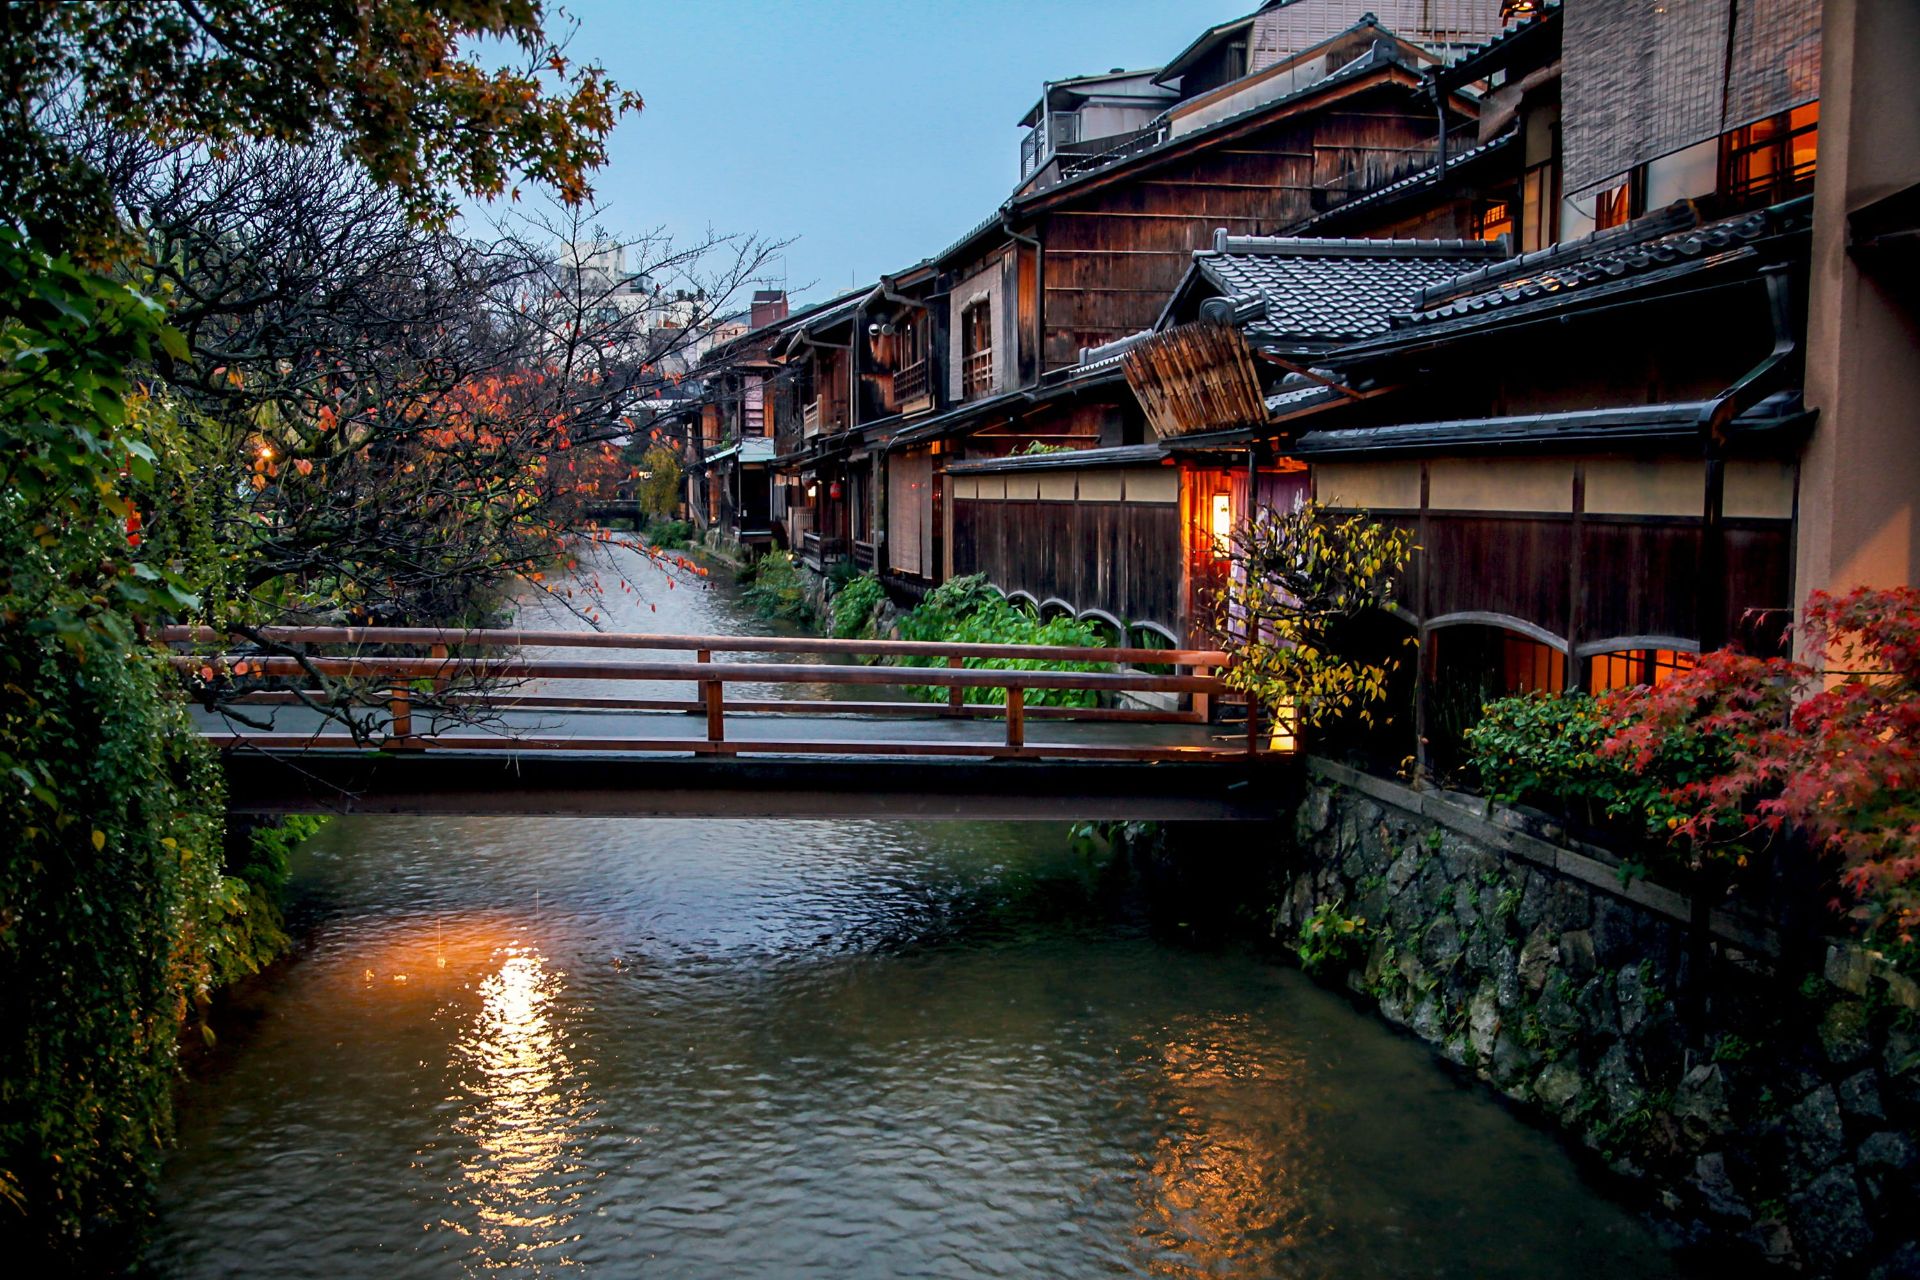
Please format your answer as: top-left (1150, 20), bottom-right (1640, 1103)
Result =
top-left (149, 545), bottom-right (1686, 1278)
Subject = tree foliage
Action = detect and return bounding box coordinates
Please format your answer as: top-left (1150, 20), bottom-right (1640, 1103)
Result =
top-left (635, 443), bottom-right (683, 522)
top-left (1600, 588), bottom-right (1920, 957)
top-left (2, 0), bottom-right (642, 257)
top-left (0, 231), bottom-right (232, 1267)
top-left (1208, 501), bottom-right (1417, 732)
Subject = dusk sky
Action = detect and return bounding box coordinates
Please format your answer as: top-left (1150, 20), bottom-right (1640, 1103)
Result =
top-left (531, 1), bottom-right (1242, 309)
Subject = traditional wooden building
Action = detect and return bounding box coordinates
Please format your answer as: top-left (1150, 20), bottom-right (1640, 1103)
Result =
top-left (867, 9), bottom-right (1502, 637)
top-left (1137, 0), bottom-right (1836, 770)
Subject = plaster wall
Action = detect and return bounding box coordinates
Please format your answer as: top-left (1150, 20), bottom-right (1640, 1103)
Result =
top-left (1796, 0), bottom-right (1920, 621)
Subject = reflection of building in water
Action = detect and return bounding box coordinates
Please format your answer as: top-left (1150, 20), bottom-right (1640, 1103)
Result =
top-left (446, 944), bottom-right (592, 1270)
top-left (1133, 1014), bottom-right (1319, 1279)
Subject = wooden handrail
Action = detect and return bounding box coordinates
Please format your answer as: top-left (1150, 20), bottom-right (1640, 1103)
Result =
top-left (167, 653), bottom-right (1223, 695)
top-left (159, 625), bottom-right (1228, 669)
top-left (167, 625), bottom-right (1277, 761)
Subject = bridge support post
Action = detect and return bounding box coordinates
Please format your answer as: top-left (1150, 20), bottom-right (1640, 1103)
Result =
top-left (1005, 686), bottom-right (1025, 749)
top-left (946, 656), bottom-right (963, 715)
top-left (699, 648), bottom-right (724, 745)
top-left (387, 684), bottom-right (419, 749)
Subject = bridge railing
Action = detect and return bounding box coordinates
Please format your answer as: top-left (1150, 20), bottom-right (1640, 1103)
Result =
top-left (161, 625), bottom-right (1287, 762)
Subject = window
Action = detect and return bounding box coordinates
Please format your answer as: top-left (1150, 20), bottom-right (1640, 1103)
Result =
top-left (1722, 102), bottom-right (1818, 206)
top-left (1587, 648), bottom-right (1695, 693)
top-left (1520, 159), bottom-right (1559, 251)
top-left (1474, 197), bottom-right (1515, 242)
top-left (1501, 634), bottom-right (1566, 695)
top-left (1590, 167), bottom-right (1645, 230)
top-left (961, 300), bottom-right (993, 398)
top-left (1209, 492), bottom-right (1233, 553)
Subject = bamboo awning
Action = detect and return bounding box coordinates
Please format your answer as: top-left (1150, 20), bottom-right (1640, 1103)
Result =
top-left (1122, 321), bottom-right (1270, 440)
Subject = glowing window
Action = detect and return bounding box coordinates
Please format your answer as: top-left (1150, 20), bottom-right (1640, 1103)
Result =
top-left (1210, 492), bottom-right (1233, 550)
top-left (1501, 634), bottom-right (1566, 695)
top-left (1587, 648), bottom-right (1696, 693)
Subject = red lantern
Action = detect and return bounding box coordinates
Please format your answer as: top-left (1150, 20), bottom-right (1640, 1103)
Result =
top-left (828, 480), bottom-right (843, 500)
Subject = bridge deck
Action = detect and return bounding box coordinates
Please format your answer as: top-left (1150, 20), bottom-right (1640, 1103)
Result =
top-left (172, 625), bottom-right (1293, 820)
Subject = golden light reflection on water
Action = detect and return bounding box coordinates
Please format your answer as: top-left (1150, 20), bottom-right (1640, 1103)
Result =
top-left (1133, 1014), bottom-right (1321, 1279)
top-left (444, 942), bottom-right (590, 1271)
top-left (337, 915), bottom-right (592, 1271)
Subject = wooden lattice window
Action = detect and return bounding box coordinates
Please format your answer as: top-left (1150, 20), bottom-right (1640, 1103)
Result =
top-left (961, 299), bottom-right (993, 398)
top-left (1722, 102), bottom-right (1819, 207)
top-left (1587, 647), bottom-right (1696, 692)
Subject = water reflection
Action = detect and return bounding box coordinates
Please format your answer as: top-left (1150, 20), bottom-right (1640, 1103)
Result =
top-left (1135, 1014), bottom-right (1317, 1278)
top-left (442, 944), bottom-right (591, 1271)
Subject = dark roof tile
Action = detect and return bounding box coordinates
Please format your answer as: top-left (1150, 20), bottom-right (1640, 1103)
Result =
top-left (1192, 235), bottom-right (1509, 346)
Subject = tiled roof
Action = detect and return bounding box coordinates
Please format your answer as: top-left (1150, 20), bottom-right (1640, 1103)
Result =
top-left (1391, 198), bottom-right (1809, 330)
top-left (1017, 32), bottom-right (1427, 206)
top-left (1189, 235), bottom-right (1510, 347)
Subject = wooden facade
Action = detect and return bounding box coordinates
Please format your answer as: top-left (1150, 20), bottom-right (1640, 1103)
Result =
top-left (949, 462), bottom-right (1184, 639)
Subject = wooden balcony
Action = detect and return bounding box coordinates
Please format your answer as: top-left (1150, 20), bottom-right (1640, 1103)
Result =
top-left (801, 531), bottom-right (848, 566)
top-left (852, 539), bottom-right (878, 572)
top-left (962, 347), bottom-right (993, 399)
top-left (803, 399), bottom-right (821, 437)
top-left (891, 358), bottom-right (929, 407)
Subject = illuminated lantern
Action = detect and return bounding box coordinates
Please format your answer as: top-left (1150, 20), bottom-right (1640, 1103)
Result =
top-left (828, 480), bottom-right (843, 500)
top-left (1210, 492), bottom-right (1233, 549)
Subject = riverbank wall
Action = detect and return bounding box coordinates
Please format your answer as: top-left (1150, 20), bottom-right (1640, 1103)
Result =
top-left (1257, 759), bottom-right (1920, 1277)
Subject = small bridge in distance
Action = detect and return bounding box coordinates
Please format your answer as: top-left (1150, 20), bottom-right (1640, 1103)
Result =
top-left (164, 626), bottom-right (1298, 822)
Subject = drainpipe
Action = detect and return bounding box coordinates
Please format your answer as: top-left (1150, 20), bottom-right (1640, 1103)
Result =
top-left (1695, 260), bottom-right (1797, 653)
top-left (1431, 74), bottom-right (1449, 180)
top-left (1001, 215), bottom-right (1043, 387)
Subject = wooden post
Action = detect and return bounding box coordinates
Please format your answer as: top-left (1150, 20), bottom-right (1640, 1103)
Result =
top-left (389, 685), bottom-right (414, 743)
top-left (429, 643), bottom-right (449, 694)
top-left (699, 648), bottom-right (724, 743)
top-left (1006, 685), bottom-right (1025, 749)
top-left (946, 655), bottom-right (964, 713)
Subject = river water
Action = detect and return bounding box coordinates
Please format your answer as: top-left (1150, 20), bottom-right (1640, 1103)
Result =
top-left (149, 546), bottom-right (1684, 1278)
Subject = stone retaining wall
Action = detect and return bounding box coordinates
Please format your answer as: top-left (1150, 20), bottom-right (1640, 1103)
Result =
top-left (1274, 760), bottom-right (1920, 1278)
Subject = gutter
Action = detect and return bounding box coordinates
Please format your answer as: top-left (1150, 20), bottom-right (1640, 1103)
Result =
top-left (1696, 259), bottom-right (1800, 651)
top-left (1001, 216), bottom-right (1043, 387)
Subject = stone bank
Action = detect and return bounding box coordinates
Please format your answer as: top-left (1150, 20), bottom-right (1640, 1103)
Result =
top-left (1270, 760), bottom-right (1920, 1278)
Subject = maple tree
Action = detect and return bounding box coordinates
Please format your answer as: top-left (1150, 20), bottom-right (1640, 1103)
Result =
top-left (1599, 587), bottom-right (1920, 959)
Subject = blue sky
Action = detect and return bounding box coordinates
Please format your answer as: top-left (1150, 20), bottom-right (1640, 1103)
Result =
top-left (528, 1), bottom-right (1239, 307)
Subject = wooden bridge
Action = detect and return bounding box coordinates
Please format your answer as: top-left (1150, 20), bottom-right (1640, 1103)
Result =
top-left (164, 626), bottom-right (1297, 821)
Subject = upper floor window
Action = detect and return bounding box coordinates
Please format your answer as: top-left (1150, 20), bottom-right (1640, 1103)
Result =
top-left (961, 300), bottom-right (993, 399)
top-left (1722, 102), bottom-right (1819, 207)
top-left (1474, 196), bottom-right (1515, 243)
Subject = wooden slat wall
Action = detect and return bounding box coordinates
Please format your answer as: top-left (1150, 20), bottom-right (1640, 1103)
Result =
top-left (1037, 97), bottom-right (1438, 371)
top-left (952, 498), bottom-right (1182, 634)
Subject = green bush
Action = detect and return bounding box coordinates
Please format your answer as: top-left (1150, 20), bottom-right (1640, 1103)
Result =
top-left (895, 573), bottom-right (1001, 643)
top-left (895, 586), bottom-right (1111, 707)
top-left (744, 550), bottom-right (811, 623)
top-left (830, 572), bottom-right (886, 639)
top-left (1296, 900), bottom-right (1369, 975)
top-left (825, 556), bottom-right (863, 595)
top-left (1464, 691), bottom-right (1704, 851)
top-left (646, 517), bottom-right (692, 550)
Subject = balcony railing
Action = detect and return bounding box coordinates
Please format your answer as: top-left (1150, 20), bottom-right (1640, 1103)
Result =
top-left (962, 347), bottom-right (993, 399)
top-left (892, 358), bottom-right (929, 406)
top-left (803, 400), bottom-right (821, 436)
top-left (801, 531), bottom-right (848, 566)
